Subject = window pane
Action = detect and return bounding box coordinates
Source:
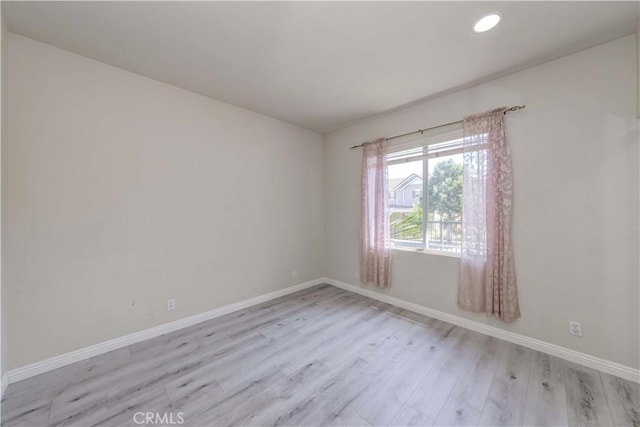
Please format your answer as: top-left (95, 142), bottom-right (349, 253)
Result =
top-left (426, 153), bottom-right (463, 254)
top-left (387, 160), bottom-right (423, 250)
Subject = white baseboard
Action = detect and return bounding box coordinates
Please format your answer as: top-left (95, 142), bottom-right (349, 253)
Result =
top-left (6, 278), bottom-right (326, 385)
top-left (324, 277), bottom-right (640, 383)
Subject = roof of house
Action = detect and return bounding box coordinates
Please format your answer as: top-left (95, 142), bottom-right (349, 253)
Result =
top-left (389, 173), bottom-right (422, 191)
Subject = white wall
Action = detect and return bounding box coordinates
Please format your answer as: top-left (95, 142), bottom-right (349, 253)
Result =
top-left (6, 34), bottom-right (325, 370)
top-left (325, 35), bottom-right (639, 369)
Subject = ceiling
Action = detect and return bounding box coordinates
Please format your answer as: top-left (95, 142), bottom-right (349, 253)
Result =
top-left (3, 1), bottom-right (638, 133)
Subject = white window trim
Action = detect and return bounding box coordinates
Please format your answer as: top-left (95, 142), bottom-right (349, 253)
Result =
top-left (392, 246), bottom-right (462, 258)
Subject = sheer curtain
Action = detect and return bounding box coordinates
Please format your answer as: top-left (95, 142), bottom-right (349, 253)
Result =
top-left (458, 107), bottom-right (520, 321)
top-left (360, 138), bottom-right (392, 287)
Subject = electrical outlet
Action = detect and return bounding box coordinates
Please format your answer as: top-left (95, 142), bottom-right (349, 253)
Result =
top-left (292, 269), bottom-right (298, 279)
top-left (569, 321), bottom-right (582, 337)
top-left (166, 298), bottom-right (176, 312)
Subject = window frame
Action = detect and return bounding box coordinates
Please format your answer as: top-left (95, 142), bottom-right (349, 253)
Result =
top-left (386, 124), bottom-right (466, 257)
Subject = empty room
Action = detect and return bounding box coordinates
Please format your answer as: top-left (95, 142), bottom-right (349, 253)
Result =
top-left (0, 1), bottom-right (639, 426)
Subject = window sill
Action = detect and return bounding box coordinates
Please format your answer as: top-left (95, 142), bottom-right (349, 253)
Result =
top-left (391, 247), bottom-right (461, 258)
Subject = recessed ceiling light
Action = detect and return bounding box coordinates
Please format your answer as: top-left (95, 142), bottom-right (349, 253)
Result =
top-left (473, 13), bottom-right (501, 33)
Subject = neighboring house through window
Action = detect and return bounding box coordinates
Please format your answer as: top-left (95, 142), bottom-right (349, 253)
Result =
top-left (388, 174), bottom-right (423, 209)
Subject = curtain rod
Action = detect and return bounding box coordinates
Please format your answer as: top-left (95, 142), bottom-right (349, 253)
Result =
top-left (349, 105), bottom-right (526, 149)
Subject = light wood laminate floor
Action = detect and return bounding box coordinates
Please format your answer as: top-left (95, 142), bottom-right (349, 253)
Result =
top-left (2, 284), bottom-right (639, 426)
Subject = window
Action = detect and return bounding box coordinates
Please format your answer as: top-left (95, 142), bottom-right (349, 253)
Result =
top-left (388, 191), bottom-right (396, 205)
top-left (386, 128), bottom-right (466, 255)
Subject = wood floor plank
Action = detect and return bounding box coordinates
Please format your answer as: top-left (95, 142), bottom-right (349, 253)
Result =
top-left (163, 365), bottom-right (224, 402)
top-left (389, 404), bottom-right (434, 427)
top-left (522, 352), bottom-right (569, 427)
top-left (248, 283), bottom-right (336, 313)
top-left (242, 299), bottom-right (394, 383)
top-left (220, 286), bottom-right (338, 339)
top-left (224, 292), bottom-right (333, 341)
top-left (260, 289), bottom-right (352, 338)
top-left (451, 335), bottom-right (506, 410)
top-left (236, 360), bottom-right (333, 426)
top-left (293, 293), bottom-right (375, 335)
top-left (478, 343), bottom-right (533, 426)
top-left (563, 361), bottom-right (614, 427)
top-left (433, 395), bottom-right (481, 427)
top-left (316, 341), bottom-right (416, 422)
top-left (159, 332), bottom-right (274, 396)
top-left (214, 330), bottom-right (308, 392)
top-left (147, 390), bottom-right (217, 427)
top-left (405, 326), bottom-right (483, 420)
top-left (203, 367), bottom-right (296, 426)
top-left (48, 396), bottom-right (109, 427)
top-left (327, 410), bottom-right (372, 426)
top-left (48, 388), bottom-right (108, 426)
top-left (355, 321), bottom-right (451, 426)
top-left (275, 304), bottom-right (383, 376)
top-left (1, 394), bottom-right (53, 427)
top-left (54, 338), bottom-right (202, 406)
top-left (165, 326), bottom-right (303, 400)
top-left (176, 367), bottom-right (290, 427)
top-left (310, 310), bottom-right (407, 371)
top-left (322, 314), bottom-right (447, 423)
top-left (393, 310), bottom-right (439, 328)
top-left (271, 357), bottom-right (374, 426)
top-left (600, 371), bottom-right (640, 427)
top-left (262, 315), bottom-right (428, 427)
top-left (3, 355), bottom-right (96, 399)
